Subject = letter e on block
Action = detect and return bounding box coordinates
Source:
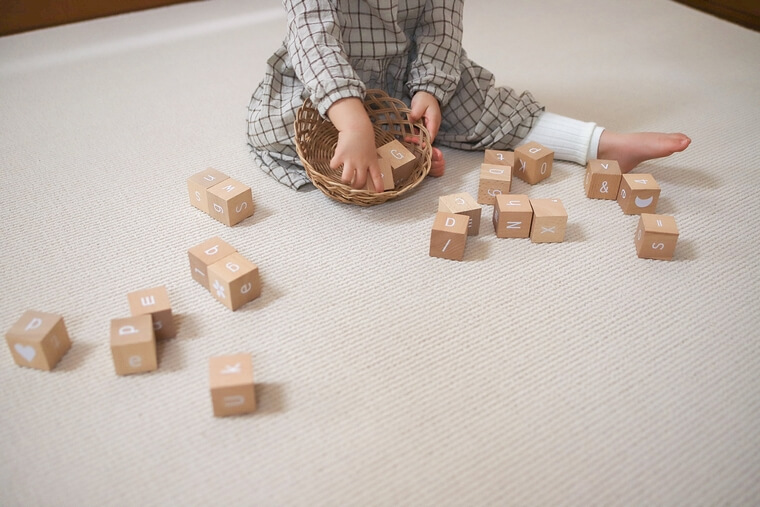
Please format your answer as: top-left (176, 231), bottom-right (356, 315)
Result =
top-left (209, 353), bottom-right (256, 417)
top-left (127, 285), bottom-right (176, 340)
top-left (429, 212), bottom-right (468, 261)
top-left (5, 310), bottom-right (71, 371)
top-left (109, 315), bottom-right (157, 376)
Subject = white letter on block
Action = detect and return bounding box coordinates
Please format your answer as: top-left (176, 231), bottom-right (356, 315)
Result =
top-left (507, 221), bottom-right (521, 229)
top-left (140, 296), bottom-right (156, 307)
top-left (390, 149), bottom-right (403, 160)
top-left (489, 168), bottom-right (504, 175)
top-left (25, 318), bottom-right (43, 332)
top-left (240, 283), bottom-right (252, 294)
top-left (235, 202), bottom-right (247, 213)
top-left (205, 245), bottom-right (219, 256)
top-left (213, 203), bottom-right (224, 214)
top-left (529, 147), bottom-right (541, 154)
top-left (224, 395), bottom-right (245, 407)
top-left (128, 355), bottom-right (143, 368)
top-left (119, 326), bottom-right (139, 336)
top-left (226, 262), bottom-right (240, 273)
top-left (445, 217), bottom-right (456, 227)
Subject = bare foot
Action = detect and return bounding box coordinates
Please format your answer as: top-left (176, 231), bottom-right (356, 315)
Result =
top-left (597, 131), bottom-right (691, 173)
top-left (429, 147), bottom-right (445, 177)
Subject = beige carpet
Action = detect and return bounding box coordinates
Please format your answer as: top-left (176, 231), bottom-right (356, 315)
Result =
top-left (1, 0), bottom-right (758, 504)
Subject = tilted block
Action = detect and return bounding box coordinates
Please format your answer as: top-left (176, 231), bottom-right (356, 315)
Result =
top-left (478, 163), bottom-right (512, 205)
top-left (209, 353), bottom-right (256, 417)
top-left (207, 177), bottom-right (255, 226)
top-left (377, 139), bottom-right (416, 186)
top-left (617, 173), bottom-right (660, 215)
top-left (207, 252), bottom-right (261, 311)
top-left (363, 156), bottom-right (395, 192)
top-left (584, 159), bottom-right (622, 200)
top-left (128, 285), bottom-right (176, 340)
top-left (187, 168), bottom-right (229, 213)
top-left (514, 141), bottom-right (554, 184)
top-left (429, 212), bottom-right (468, 261)
top-left (635, 213), bottom-right (679, 260)
top-left (5, 310), bottom-right (71, 371)
top-left (438, 192), bottom-right (482, 236)
top-left (188, 236), bottom-right (237, 290)
top-left (493, 194), bottom-right (532, 239)
top-left (484, 149), bottom-right (514, 167)
top-left (529, 198), bottom-right (567, 243)
top-left (109, 314), bottom-right (157, 376)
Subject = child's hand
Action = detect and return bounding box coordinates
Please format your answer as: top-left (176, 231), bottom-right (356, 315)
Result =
top-left (327, 97), bottom-right (383, 190)
top-left (410, 91), bottom-right (441, 142)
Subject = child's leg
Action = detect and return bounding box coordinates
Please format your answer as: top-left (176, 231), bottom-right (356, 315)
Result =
top-left (519, 112), bottom-right (690, 172)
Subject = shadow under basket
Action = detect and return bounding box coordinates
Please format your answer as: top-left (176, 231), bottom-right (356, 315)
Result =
top-left (294, 89), bottom-right (432, 206)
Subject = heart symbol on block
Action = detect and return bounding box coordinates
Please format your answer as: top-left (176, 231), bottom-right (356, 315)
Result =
top-left (14, 344), bottom-right (36, 362)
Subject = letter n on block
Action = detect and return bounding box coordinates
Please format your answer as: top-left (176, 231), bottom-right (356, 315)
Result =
top-left (209, 353), bottom-right (256, 417)
top-left (429, 212), bottom-right (468, 261)
top-left (493, 194), bottom-right (532, 239)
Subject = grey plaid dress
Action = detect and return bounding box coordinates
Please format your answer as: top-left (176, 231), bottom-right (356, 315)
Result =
top-left (247, 0), bottom-right (543, 189)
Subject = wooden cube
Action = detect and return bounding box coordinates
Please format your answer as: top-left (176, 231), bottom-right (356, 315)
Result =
top-left (207, 252), bottom-right (261, 311)
top-left (429, 212), bottom-right (468, 261)
top-left (484, 149), bottom-right (514, 167)
top-left (127, 285), bottom-right (175, 340)
top-left (584, 159), bottom-right (622, 200)
top-left (514, 141), bottom-right (554, 184)
top-left (493, 194), bottom-right (533, 238)
top-left (187, 168), bottom-right (229, 213)
top-left (188, 236), bottom-right (237, 290)
top-left (363, 156), bottom-right (395, 192)
top-left (209, 353), bottom-right (256, 417)
top-left (207, 177), bottom-right (255, 226)
top-left (5, 310), bottom-right (71, 371)
top-left (635, 213), bottom-right (679, 260)
top-left (438, 192), bottom-right (482, 236)
top-left (109, 314), bottom-right (157, 375)
top-left (529, 198), bottom-right (567, 243)
top-left (377, 139), bottom-right (416, 186)
top-left (617, 173), bottom-right (660, 215)
top-left (478, 163), bottom-right (512, 205)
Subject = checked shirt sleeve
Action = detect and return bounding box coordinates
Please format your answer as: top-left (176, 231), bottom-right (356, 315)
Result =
top-left (285, 0), bottom-right (366, 116)
top-left (407, 0), bottom-right (464, 106)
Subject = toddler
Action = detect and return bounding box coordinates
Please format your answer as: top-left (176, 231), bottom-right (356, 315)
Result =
top-left (247, 0), bottom-right (690, 191)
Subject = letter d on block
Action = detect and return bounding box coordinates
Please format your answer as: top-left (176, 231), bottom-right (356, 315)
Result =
top-left (119, 325), bottom-right (139, 336)
top-left (445, 217), bottom-right (456, 227)
top-left (25, 318), bottom-right (43, 332)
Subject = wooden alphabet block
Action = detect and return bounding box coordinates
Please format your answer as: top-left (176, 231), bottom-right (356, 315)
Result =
top-left (377, 139), bottom-right (416, 186)
top-left (529, 198), bottom-right (567, 243)
top-left (188, 236), bottom-right (237, 290)
top-left (209, 353), bottom-right (256, 417)
top-left (438, 192), bottom-right (482, 236)
top-left (635, 213), bottom-right (679, 260)
top-left (187, 168), bottom-right (229, 213)
top-left (514, 141), bottom-right (554, 184)
top-left (207, 177), bottom-right (255, 226)
top-left (484, 149), bottom-right (514, 167)
top-left (363, 156), bottom-right (395, 192)
top-left (617, 173), bottom-right (660, 215)
top-left (493, 194), bottom-right (532, 238)
top-left (109, 314), bottom-right (157, 376)
top-left (207, 252), bottom-right (261, 311)
top-left (5, 310), bottom-right (71, 371)
top-left (584, 159), bottom-right (622, 200)
top-left (127, 285), bottom-right (175, 340)
top-left (478, 163), bottom-right (512, 205)
top-left (429, 212), bottom-right (468, 261)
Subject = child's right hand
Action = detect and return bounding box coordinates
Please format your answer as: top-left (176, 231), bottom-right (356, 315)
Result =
top-left (327, 97), bottom-right (384, 190)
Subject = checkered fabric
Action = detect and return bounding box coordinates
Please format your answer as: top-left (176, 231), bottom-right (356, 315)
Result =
top-left (246, 0), bottom-right (543, 189)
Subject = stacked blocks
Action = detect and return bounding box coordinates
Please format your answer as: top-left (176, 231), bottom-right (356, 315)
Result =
top-left (5, 310), bottom-right (71, 371)
top-left (127, 285), bottom-right (176, 340)
top-left (439, 193), bottom-right (482, 236)
top-left (479, 149), bottom-right (513, 205)
top-left (514, 142), bottom-right (554, 184)
top-left (110, 314), bottom-right (157, 375)
top-left (429, 212), bottom-right (469, 261)
top-left (209, 353), bottom-right (256, 417)
top-left (584, 159), bottom-right (622, 199)
top-left (188, 237), bottom-right (261, 311)
top-left (376, 139), bottom-right (417, 188)
top-left (493, 194), bottom-right (532, 239)
top-left (635, 214), bottom-right (679, 260)
top-left (187, 168), bottom-right (254, 226)
top-left (618, 173), bottom-right (660, 215)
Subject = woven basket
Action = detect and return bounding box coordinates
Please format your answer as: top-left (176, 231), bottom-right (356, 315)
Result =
top-left (294, 89), bottom-right (432, 206)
